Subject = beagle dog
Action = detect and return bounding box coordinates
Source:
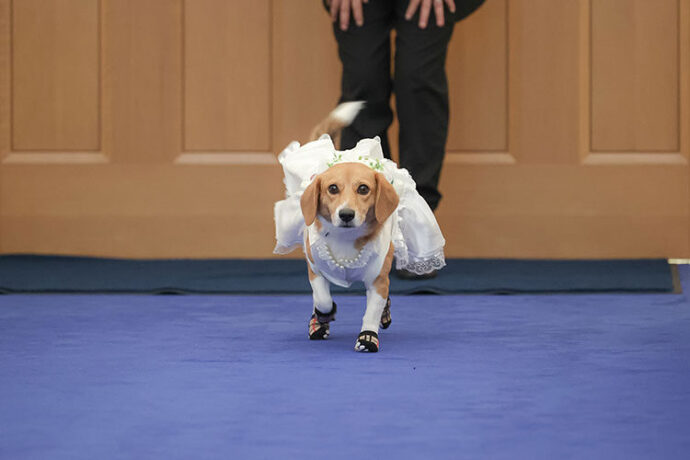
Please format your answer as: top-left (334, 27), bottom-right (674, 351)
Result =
top-left (276, 102), bottom-right (444, 352)
top-left (301, 160), bottom-right (399, 353)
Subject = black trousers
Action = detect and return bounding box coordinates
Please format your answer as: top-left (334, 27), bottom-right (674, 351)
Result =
top-left (329, 0), bottom-right (458, 210)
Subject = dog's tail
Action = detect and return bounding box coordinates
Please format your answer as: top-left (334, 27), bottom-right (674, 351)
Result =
top-left (309, 101), bottom-right (365, 148)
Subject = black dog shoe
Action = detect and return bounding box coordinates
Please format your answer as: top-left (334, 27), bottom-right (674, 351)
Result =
top-left (308, 302), bottom-right (337, 340)
top-left (380, 297), bottom-right (392, 329)
top-left (354, 331), bottom-right (379, 352)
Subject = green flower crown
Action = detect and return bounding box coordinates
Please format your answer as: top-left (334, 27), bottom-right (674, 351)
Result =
top-left (326, 153), bottom-right (384, 172)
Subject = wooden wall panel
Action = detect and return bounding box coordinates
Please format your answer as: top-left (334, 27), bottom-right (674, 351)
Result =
top-left (510, 0), bottom-right (580, 164)
top-left (0, 164), bottom-right (284, 257)
top-left (447, 0), bottom-right (507, 152)
top-left (272, 0), bottom-right (341, 151)
top-left (11, 0), bottom-right (99, 151)
top-left (184, 0), bottom-right (270, 152)
top-left (591, 0), bottom-right (679, 152)
top-left (1, 0), bottom-right (689, 259)
top-left (104, 0), bottom-right (181, 163)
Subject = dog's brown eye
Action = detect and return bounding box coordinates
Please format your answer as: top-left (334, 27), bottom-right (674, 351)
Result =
top-left (357, 184), bottom-right (370, 195)
top-left (328, 184), bottom-right (339, 194)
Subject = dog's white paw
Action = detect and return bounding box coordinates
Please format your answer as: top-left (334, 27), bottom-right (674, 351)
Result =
top-left (354, 331), bottom-right (379, 353)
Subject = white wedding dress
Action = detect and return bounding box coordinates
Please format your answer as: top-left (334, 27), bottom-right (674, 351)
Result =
top-left (274, 135), bottom-right (446, 276)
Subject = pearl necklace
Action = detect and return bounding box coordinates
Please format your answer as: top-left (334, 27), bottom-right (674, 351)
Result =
top-left (325, 244), bottom-right (365, 269)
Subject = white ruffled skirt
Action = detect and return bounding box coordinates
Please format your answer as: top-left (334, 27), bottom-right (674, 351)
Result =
top-left (274, 135), bottom-right (446, 275)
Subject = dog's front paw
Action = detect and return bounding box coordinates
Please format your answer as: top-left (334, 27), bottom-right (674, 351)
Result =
top-left (354, 331), bottom-right (379, 353)
top-left (308, 302), bottom-right (337, 340)
top-left (309, 316), bottom-right (331, 340)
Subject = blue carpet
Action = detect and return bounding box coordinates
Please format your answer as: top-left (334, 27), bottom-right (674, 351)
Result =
top-left (0, 255), bottom-right (674, 294)
top-left (1, 268), bottom-right (689, 459)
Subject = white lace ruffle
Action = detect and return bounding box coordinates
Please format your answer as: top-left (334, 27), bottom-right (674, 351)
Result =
top-left (394, 248), bottom-right (447, 274)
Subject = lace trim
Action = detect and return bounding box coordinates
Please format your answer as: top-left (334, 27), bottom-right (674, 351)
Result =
top-left (395, 249), bottom-right (446, 275)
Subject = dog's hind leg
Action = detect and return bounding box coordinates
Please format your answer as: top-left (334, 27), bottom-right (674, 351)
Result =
top-left (307, 264), bottom-right (336, 340)
top-left (380, 297), bottom-right (392, 329)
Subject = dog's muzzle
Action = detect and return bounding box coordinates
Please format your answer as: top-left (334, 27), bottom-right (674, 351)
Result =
top-left (338, 208), bottom-right (355, 225)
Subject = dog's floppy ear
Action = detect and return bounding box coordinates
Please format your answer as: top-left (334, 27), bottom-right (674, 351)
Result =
top-left (375, 173), bottom-right (399, 223)
top-left (301, 177), bottom-right (321, 226)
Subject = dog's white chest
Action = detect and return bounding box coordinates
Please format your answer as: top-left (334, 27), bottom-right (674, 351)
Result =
top-left (305, 224), bottom-right (389, 288)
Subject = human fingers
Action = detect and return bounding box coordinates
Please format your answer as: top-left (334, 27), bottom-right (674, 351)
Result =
top-left (340, 0), bottom-right (351, 30)
top-left (433, 0), bottom-right (445, 26)
top-left (352, 0), bottom-right (364, 27)
top-left (445, 0), bottom-right (456, 13)
top-left (419, 0), bottom-right (432, 28)
top-left (330, 0), bottom-right (341, 22)
top-left (405, 0), bottom-right (421, 21)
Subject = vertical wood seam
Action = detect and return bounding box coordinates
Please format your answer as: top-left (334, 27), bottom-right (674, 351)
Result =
top-left (181, 0), bottom-right (186, 153)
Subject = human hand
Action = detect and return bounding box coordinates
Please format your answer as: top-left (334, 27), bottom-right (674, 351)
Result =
top-left (329, 0), bottom-right (369, 31)
top-left (405, 0), bottom-right (456, 28)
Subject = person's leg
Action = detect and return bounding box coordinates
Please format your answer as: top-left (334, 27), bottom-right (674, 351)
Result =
top-left (393, 1), bottom-right (455, 210)
top-left (332, 0), bottom-right (395, 157)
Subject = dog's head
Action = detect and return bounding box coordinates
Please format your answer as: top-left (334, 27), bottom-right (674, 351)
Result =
top-left (300, 163), bottom-right (399, 229)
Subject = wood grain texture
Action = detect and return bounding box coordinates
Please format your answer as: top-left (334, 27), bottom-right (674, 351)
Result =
top-left (11, 0), bottom-right (99, 150)
top-left (436, 162), bottom-right (689, 258)
top-left (591, 0), bottom-right (679, 152)
top-left (447, 0), bottom-right (507, 152)
top-left (184, 0), bottom-right (270, 151)
top-left (0, 0), bottom-right (689, 258)
top-left (0, 0), bottom-right (5, 251)
top-left (0, 163), bottom-right (284, 257)
top-left (104, 0), bottom-right (181, 163)
top-left (508, 0), bottom-right (580, 164)
top-left (272, 0), bottom-right (341, 151)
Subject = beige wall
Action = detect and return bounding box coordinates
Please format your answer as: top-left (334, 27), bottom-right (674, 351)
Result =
top-left (1, 0), bottom-right (688, 258)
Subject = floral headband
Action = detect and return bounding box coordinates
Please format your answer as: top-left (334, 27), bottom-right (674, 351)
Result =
top-left (326, 153), bottom-right (385, 172)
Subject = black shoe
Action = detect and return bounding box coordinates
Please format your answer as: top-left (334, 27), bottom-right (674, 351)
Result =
top-left (308, 302), bottom-right (337, 340)
top-left (380, 297), bottom-right (392, 329)
top-left (354, 331), bottom-right (379, 352)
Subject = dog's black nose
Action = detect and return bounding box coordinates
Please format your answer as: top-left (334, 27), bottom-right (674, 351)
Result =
top-left (339, 209), bottom-right (355, 223)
